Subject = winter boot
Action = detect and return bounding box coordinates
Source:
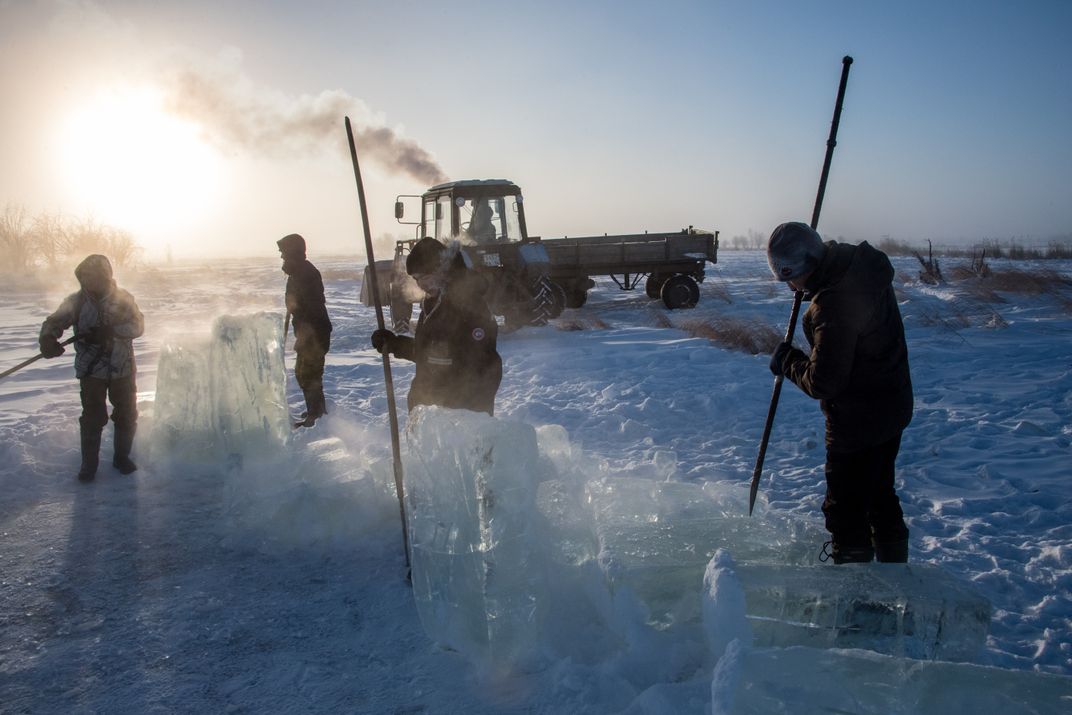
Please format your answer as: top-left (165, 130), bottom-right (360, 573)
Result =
top-left (294, 389), bottom-right (326, 428)
top-left (820, 540), bottom-right (875, 564)
top-left (873, 538), bottom-right (909, 563)
top-left (112, 424), bottom-right (138, 474)
top-left (78, 428), bottom-right (102, 482)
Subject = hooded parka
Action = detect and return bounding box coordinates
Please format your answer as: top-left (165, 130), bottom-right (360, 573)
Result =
top-left (781, 240), bottom-right (913, 453)
top-left (40, 254), bottom-right (144, 380)
top-left (389, 257), bottom-right (502, 415)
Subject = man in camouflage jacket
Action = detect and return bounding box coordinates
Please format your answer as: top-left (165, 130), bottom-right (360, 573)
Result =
top-left (39, 254), bottom-right (144, 482)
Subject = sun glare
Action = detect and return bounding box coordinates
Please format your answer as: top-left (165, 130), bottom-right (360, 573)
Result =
top-left (56, 86), bottom-right (226, 248)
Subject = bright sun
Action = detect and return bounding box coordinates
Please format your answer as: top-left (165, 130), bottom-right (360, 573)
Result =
top-left (56, 86), bottom-right (225, 248)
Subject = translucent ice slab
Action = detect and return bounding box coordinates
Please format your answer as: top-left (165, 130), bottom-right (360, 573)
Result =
top-left (737, 561), bottom-right (991, 662)
top-left (153, 312), bottom-right (289, 458)
top-left (577, 478), bottom-right (990, 661)
top-left (402, 406), bottom-right (552, 670)
top-left (401, 414), bottom-right (993, 672)
top-left (575, 477), bottom-right (828, 627)
top-left (711, 643), bottom-right (1072, 715)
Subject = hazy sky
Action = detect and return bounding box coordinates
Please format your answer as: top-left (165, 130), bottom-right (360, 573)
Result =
top-left (1, 0), bottom-right (1070, 259)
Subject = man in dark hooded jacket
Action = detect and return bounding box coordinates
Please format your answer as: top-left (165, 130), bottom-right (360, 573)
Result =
top-left (767, 222), bottom-right (913, 564)
top-left (39, 254), bottom-right (144, 482)
top-left (278, 233), bottom-right (332, 427)
top-left (370, 237), bottom-right (502, 415)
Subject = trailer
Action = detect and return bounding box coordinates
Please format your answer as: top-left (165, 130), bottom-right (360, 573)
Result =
top-left (539, 227), bottom-right (718, 310)
top-left (361, 179), bottom-right (719, 330)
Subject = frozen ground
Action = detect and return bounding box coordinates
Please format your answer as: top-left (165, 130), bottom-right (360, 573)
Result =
top-left (1, 250), bottom-right (1070, 713)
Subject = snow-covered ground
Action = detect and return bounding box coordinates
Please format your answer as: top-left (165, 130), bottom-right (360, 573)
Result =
top-left (1, 250), bottom-right (1070, 713)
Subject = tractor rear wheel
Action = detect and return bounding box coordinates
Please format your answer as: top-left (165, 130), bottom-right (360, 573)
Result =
top-left (504, 276), bottom-right (554, 330)
top-left (546, 280), bottom-right (568, 319)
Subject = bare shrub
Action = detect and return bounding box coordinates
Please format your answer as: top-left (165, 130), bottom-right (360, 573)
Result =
top-left (104, 227), bottom-right (142, 268)
top-left (946, 265), bottom-right (976, 281)
top-left (1006, 243), bottom-right (1044, 260)
top-left (0, 204), bottom-right (34, 272)
top-left (970, 249), bottom-right (991, 277)
top-left (983, 310), bottom-right (1009, 329)
top-left (877, 237), bottom-right (916, 256)
top-left (64, 216), bottom-right (110, 257)
top-left (30, 211), bottom-right (67, 268)
top-left (982, 268), bottom-right (1072, 295)
top-left (0, 207), bottom-right (145, 272)
top-left (706, 279), bottom-right (732, 304)
top-left (956, 238), bottom-right (1072, 261)
top-left (1045, 241), bottom-right (1072, 259)
top-left (677, 317), bottom-right (781, 355)
top-left (914, 240), bottom-right (943, 285)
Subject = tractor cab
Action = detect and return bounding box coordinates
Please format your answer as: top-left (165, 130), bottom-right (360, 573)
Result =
top-left (396, 179), bottom-right (529, 245)
top-left (390, 179), bottom-right (552, 329)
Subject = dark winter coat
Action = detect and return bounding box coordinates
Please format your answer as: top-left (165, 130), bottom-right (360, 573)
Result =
top-left (781, 240), bottom-right (913, 453)
top-left (40, 281), bottom-right (144, 380)
top-left (391, 269), bottom-right (502, 415)
top-left (283, 258), bottom-right (332, 351)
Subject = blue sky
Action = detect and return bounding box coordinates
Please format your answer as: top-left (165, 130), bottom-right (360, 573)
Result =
top-left (1, 0), bottom-right (1069, 258)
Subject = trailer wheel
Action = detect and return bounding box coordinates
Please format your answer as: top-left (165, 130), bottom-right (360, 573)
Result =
top-left (661, 274), bottom-right (700, 309)
top-left (645, 273), bottom-right (669, 300)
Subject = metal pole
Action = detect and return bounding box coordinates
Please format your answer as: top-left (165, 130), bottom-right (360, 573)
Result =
top-left (345, 116), bottom-right (411, 570)
top-left (0, 336), bottom-right (77, 381)
top-left (749, 56), bottom-right (853, 516)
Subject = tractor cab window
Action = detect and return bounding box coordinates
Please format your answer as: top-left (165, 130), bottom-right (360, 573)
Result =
top-left (459, 195), bottom-right (521, 244)
top-left (422, 199), bottom-right (435, 239)
top-left (435, 196), bottom-right (453, 241)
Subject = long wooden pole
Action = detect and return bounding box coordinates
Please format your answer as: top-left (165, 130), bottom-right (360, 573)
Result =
top-left (345, 116), bottom-right (411, 570)
top-left (749, 56), bottom-right (853, 516)
top-left (0, 336), bottom-right (77, 381)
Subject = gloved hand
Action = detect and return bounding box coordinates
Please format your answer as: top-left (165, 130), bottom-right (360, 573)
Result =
top-left (769, 341), bottom-right (793, 376)
top-left (80, 326), bottom-right (114, 345)
top-left (39, 336), bottom-right (65, 359)
top-left (371, 328), bottom-right (396, 355)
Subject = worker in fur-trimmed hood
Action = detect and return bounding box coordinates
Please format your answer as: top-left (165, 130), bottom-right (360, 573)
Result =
top-left (39, 254), bottom-right (144, 482)
top-left (370, 237), bottom-right (502, 415)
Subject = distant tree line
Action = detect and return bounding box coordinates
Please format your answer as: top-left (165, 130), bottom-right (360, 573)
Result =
top-left (726, 228), bottom-right (852, 251)
top-left (878, 235), bottom-right (1072, 260)
top-left (0, 204), bottom-right (142, 274)
top-left (725, 230), bottom-right (1072, 260)
top-left (726, 229), bottom-right (768, 250)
